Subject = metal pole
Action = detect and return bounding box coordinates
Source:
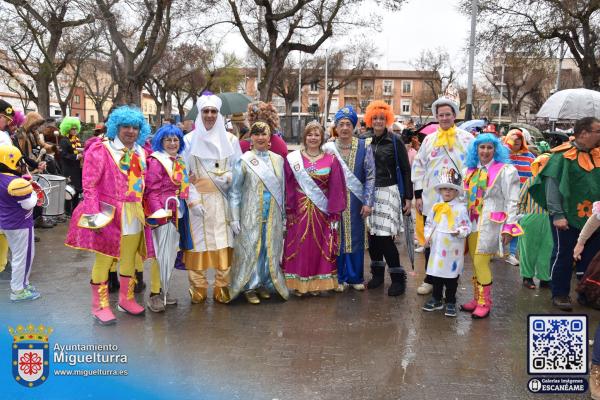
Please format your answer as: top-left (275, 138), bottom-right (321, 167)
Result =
top-left (498, 62), bottom-right (505, 125)
top-left (298, 52), bottom-right (302, 123)
top-left (465, 0), bottom-right (478, 121)
top-left (555, 41), bottom-right (565, 93)
top-left (323, 49), bottom-right (328, 126)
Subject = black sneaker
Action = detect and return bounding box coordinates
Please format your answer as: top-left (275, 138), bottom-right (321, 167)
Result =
top-left (552, 296), bottom-right (573, 311)
top-left (422, 298), bottom-right (444, 311)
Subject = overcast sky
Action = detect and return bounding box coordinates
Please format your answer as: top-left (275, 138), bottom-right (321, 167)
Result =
top-left (219, 0), bottom-right (472, 76)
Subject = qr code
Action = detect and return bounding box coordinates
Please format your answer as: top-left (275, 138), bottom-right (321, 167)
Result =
top-left (528, 315), bottom-right (587, 374)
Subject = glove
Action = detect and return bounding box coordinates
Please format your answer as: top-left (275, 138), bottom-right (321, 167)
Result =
top-left (230, 220), bottom-right (241, 235)
top-left (190, 204), bottom-right (205, 217)
top-left (213, 173), bottom-right (232, 192)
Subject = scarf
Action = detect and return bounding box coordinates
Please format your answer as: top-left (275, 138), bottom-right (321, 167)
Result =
top-left (433, 202), bottom-right (456, 230)
top-left (171, 156), bottom-right (189, 199)
top-left (70, 134), bottom-right (82, 155)
top-left (434, 125), bottom-right (457, 148)
top-left (466, 167), bottom-right (488, 221)
top-left (119, 148), bottom-right (144, 200)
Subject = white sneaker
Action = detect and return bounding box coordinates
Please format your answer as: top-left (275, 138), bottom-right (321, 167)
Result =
top-left (505, 254), bottom-right (520, 266)
top-left (415, 246), bottom-right (425, 253)
top-left (334, 283), bottom-right (349, 293)
top-left (417, 282), bottom-right (433, 295)
top-left (351, 283), bottom-right (366, 291)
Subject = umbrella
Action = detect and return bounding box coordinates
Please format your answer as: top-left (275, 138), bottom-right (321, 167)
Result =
top-left (183, 92), bottom-right (253, 121)
top-left (151, 196), bottom-right (180, 306)
top-left (403, 214), bottom-right (416, 270)
top-left (216, 92), bottom-right (253, 115)
top-left (417, 122), bottom-right (439, 135)
top-left (509, 123), bottom-right (543, 142)
top-left (459, 119), bottom-right (486, 132)
top-left (537, 88), bottom-right (600, 120)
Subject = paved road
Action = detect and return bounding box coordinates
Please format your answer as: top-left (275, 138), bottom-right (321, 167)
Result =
top-left (1, 223), bottom-right (596, 399)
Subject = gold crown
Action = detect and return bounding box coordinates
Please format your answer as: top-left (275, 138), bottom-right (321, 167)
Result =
top-left (8, 324), bottom-right (53, 343)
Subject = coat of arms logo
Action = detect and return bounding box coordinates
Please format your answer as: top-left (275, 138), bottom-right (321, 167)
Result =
top-left (9, 324), bottom-right (53, 387)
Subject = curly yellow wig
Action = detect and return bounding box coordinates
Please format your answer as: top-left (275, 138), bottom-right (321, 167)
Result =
top-left (364, 100), bottom-right (394, 128)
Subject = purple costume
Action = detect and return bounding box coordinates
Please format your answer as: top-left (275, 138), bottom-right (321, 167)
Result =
top-left (283, 153), bottom-right (347, 293)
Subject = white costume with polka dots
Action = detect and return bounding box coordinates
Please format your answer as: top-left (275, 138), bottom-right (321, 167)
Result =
top-left (424, 198), bottom-right (471, 279)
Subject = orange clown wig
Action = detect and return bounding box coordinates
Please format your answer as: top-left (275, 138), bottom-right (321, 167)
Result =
top-left (503, 128), bottom-right (530, 154)
top-left (364, 100), bottom-right (395, 128)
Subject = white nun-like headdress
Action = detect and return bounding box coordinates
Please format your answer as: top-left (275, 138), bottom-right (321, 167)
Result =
top-left (188, 92), bottom-right (234, 160)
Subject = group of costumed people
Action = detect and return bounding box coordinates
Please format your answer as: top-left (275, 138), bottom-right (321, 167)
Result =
top-left (6, 88), bottom-right (598, 330)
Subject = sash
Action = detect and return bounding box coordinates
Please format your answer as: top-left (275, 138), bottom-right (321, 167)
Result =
top-left (323, 142), bottom-right (364, 203)
top-left (191, 156), bottom-right (228, 199)
top-left (241, 151), bottom-right (284, 214)
top-left (286, 150), bottom-right (329, 215)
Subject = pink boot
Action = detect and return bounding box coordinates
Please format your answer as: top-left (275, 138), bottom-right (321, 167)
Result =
top-left (472, 284), bottom-right (492, 319)
top-left (460, 277), bottom-right (479, 312)
top-left (91, 282), bottom-right (116, 325)
top-left (117, 275), bottom-right (145, 315)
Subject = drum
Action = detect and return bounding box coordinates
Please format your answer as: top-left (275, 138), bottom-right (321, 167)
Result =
top-left (33, 174), bottom-right (66, 216)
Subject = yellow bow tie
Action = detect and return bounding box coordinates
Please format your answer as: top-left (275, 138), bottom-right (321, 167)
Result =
top-left (433, 202), bottom-right (455, 230)
top-left (434, 126), bottom-right (457, 148)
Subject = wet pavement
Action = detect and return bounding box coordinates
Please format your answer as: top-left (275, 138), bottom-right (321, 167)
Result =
top-left (1, 223), bottom-right (597, 399)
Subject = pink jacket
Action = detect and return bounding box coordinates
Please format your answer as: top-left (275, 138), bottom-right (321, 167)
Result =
top-left (144, 153), bottom-right (187, 220)
top-left (65, 139), bottom-right (155, 259)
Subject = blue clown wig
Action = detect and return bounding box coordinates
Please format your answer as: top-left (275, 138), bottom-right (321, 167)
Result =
top-left (151, 124), bottom-right (185, 154)
top-left (465, 133), bottom-right (510, 168)
top-left (105, 106), bottom-right (151, 146)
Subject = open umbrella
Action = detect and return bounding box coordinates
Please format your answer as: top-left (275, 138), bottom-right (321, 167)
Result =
top-left (151, 196), bottom-right (180, 306)
top-left (509, 123), bottom-right (543, 142)
top-left (417, 122), bottom-right (439, 135)
top-left (459, 119), bottom-right (486, 132)
top-left (403, 214), bottom-right (416, 270)
top-left (537, 88), bottom-right (600, 120)
top-left (184, 92), bottom-right (253, 121)
top-left (216, 92), bottom-right (253, 115)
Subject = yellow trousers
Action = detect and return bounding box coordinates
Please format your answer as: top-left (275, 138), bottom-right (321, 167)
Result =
top-left (0, 233), bottom-right (7, 273)
top-left (108, 253), bottom-right (144, 273)
top-left (150, 259), bottom-right (161, 294)
top-left (188, 268), bottom-right (230, 289)
top-left (91, 233), bottom-right (142, 284)
top-left (468, 232), bottom-right (492, 285)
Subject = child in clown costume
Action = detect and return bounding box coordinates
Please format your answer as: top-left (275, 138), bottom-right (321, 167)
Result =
top-left (65, 106), bottom-right (154, 325)
top-left (422, 167), bottom-right (470, 317)
top-left (0, 145), bottom-right (40, 301)
top-left (143, 124), bottom-right (190, 312)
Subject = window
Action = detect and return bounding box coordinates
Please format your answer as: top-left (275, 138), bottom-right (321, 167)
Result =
top-left (383, 80), bottom-right (393, 95)
top-left (310, 82), bottom-right (319, 92)
top-left (74, 95), bottom-right (80, 104)
top-left (344, 81), bottom-right (358, 95)
top-left (343, 97), bottom-right (357, 108)
top-left (309, 97), bottom-right (319, 108)
top-left (402, 80), bottom-right (412, 94)
top-left (401, 99), bottom-right (411, 115)
top-left (90, 114), bottom-right (95, 123)
top-left (361, 79), bottom-right (374, 95)
top-left (384, 99), bottom-right (393, 107)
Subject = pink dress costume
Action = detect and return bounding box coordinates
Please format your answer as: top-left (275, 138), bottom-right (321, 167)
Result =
top-left (143, 150), bottom-right (189, 307)
top-left (283, 151), bottom-right (347, 293)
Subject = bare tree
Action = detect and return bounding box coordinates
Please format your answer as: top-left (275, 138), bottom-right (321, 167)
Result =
top-left (223, 0), bottom-right (405, 101)
top-left (0, 1), bottom-right (94, 117)
top-left (482, 52), bottom-right (554, 122)
top-left (96, 0), bottom-right (174, 106)
top-left (412, 48), bottom-right (460, 100)
top-left (464, 0), bottom-right (600, 90)
top-left (79, 52), bottom-right (115, 122)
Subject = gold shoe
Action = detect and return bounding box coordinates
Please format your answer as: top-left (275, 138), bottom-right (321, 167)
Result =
top-left (256, 287), bottom-right (271, 300)
top-left (213, 286), bottom-right (231, 304)
top-left (244, 290), bottom-right (261, 304)
top-left (189, 287), bottom-right (207, 304)
top-left (334, 283), bottom-right (348, 293)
